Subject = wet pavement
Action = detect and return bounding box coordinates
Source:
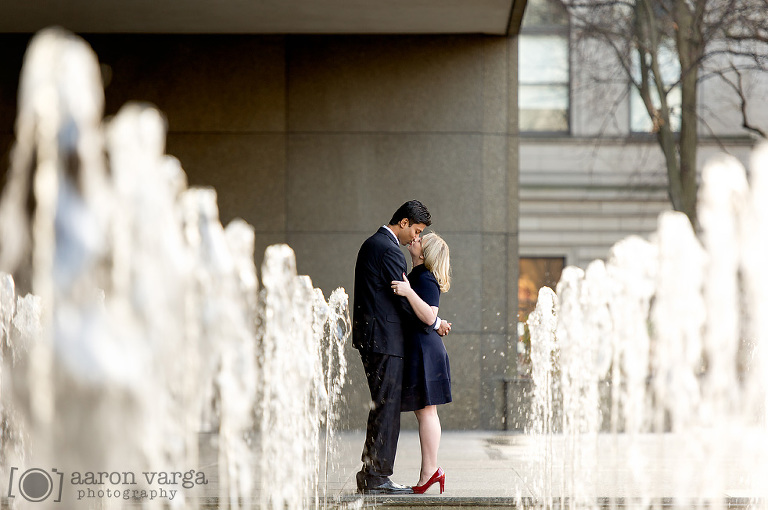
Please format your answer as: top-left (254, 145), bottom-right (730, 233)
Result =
top-left (316, 429), bottom-right (765, 509)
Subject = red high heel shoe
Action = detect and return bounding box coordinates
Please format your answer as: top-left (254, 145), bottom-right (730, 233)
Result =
top-left (412, 467), bottom-right (445, 494)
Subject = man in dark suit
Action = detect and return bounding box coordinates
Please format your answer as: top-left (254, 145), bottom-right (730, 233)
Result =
top-left (353, 200), bottom-right (451, 494)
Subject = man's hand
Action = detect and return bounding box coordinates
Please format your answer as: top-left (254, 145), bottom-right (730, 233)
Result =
top-left (437, 320), bottom-right (451, 337)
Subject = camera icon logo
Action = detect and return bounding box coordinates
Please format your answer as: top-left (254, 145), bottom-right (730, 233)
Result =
top-left (7, 467), bottom-right (63, 503)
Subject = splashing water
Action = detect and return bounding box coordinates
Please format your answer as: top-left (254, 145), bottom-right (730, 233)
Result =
top-left (527, 145), bottom-right (768, 510)
top-left (256, 248), bottom-right (349, 510)
top-left (527, 285), bottom-right (559, 505)
top-left (0, 28), bottom-right (349, 509)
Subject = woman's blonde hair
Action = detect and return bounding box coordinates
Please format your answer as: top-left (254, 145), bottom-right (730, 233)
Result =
top-left (422, 232), bottom-right (451, 292)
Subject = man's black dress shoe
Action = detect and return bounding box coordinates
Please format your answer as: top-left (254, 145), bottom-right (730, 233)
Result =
top-left (357, 479), bottom-right (414, 495)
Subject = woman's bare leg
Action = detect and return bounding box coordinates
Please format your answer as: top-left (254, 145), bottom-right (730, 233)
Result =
top-left (413, 405), bottom-right (441, 485)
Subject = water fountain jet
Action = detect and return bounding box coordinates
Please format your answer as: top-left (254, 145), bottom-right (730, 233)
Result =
top-left (0, 27), bottom-right (350, 510)
top-left (527, 145), bottom-right (768, 510)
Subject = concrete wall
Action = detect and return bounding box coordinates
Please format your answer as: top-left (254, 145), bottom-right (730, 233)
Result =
top-left (0, 33), bottom-right (521, 430)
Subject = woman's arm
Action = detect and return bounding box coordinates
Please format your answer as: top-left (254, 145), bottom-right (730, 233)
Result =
top-left (391, 273), bottom-right (438, 326)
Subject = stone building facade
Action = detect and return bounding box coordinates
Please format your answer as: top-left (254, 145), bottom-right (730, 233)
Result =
top-left (0, 17), bottom-right (525, 430)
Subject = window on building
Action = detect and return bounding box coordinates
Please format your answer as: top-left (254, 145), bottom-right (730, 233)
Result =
top-left (517, 256), bottom-right (565, 376)
top-left (519, 0), bottom-right (570, 133)
top-left (630, 41), bottom-right (682, 133)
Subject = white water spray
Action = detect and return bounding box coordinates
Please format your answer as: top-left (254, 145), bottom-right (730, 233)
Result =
top-left (0, 28), bottom-right (349, 509)
top-left (528, 146), bottom-right (768, 509)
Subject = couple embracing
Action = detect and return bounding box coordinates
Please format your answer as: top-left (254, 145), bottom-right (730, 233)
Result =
top-left (352, 200), bottom-right (453, 495)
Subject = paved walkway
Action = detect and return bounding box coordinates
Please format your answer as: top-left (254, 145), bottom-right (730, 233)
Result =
top-left (322, 430), bottom-right (529, 499)
top-left (320, 429), bottom-right (766, 506)
top-left (78, 429), bottom-right (764, 509)
top-left (3, 430), bottom-right (764, 509)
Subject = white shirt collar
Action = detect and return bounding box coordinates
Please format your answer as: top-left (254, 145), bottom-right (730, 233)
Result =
top-left (383, 225), bottom-right (399, 244)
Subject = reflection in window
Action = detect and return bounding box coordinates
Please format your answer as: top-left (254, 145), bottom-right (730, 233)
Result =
top-left (519, 0), bottom-right (570, 133)
top-left (630, 42), bottom-right (682, 133)
top-left (517, 257), bottom-right (565, 376)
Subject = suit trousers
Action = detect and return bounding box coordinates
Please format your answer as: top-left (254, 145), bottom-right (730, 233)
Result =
top-left (357, 350), bottom-right (404, 487)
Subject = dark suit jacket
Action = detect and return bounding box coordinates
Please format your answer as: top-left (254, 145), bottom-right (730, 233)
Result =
top-left (352, 227), bottom-right (429, 357)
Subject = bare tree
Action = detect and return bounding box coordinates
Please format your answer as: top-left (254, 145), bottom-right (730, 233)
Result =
top-left (565, 0), bottom-right (768, 227)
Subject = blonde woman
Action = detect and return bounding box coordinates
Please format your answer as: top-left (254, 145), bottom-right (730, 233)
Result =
top-left (391, 232), bottom-right (452, 494)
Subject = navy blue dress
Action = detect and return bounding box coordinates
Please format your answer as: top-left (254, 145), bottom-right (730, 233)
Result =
top-left (400, 265), bottom-right (452, 412)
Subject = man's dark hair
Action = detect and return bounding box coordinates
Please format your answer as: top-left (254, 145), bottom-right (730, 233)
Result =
top-left (388, 200), bottom-right (432, 227)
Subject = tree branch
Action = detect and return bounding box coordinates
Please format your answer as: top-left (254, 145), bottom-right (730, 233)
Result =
top-left (713, 66), bottom-right (768, 138)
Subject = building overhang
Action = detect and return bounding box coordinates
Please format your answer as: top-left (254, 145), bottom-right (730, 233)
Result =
top-left (0, 0), bottom-right (526, 36)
